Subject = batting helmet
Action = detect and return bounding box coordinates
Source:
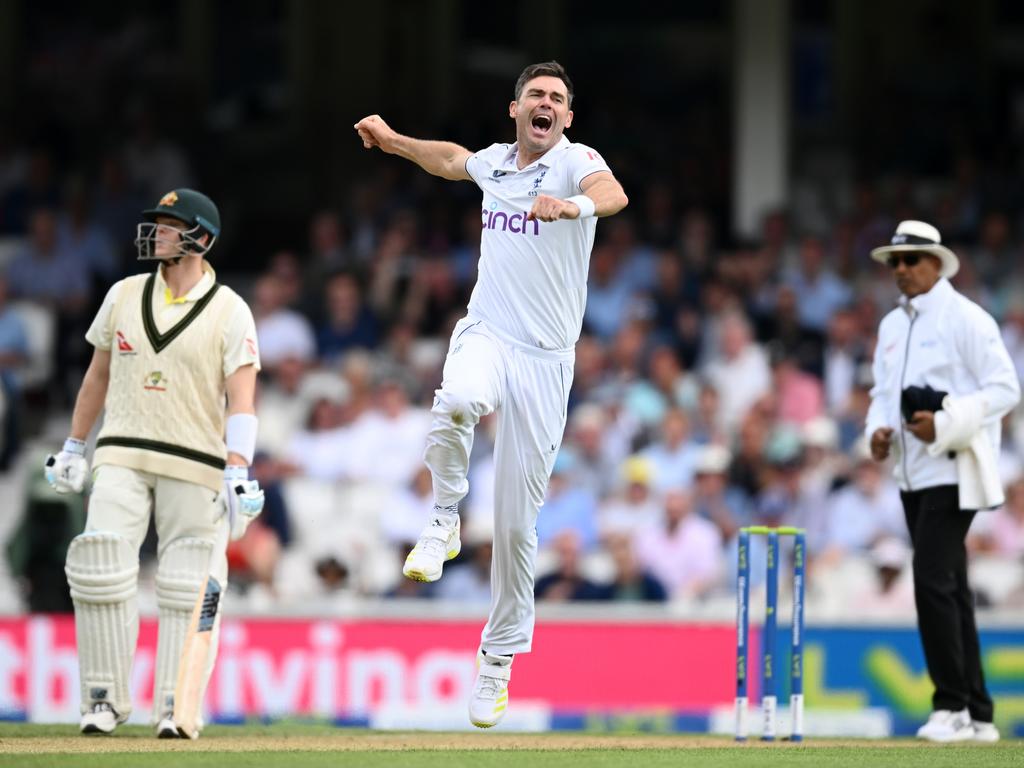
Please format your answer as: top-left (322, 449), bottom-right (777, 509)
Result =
top-left (135, 188), bottom-right (221, 261)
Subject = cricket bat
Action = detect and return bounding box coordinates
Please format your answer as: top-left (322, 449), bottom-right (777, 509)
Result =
top-left (173, 521), bottom-right (229, 739)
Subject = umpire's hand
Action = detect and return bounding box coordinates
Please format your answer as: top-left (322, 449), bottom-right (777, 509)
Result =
top-left (870, 427), bottom-right (894, 460)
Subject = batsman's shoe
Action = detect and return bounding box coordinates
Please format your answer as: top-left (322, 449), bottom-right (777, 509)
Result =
top-left (916, 708), bottom-right (973, 742)
top-left (156, 715), bottom-right (185, 739)
top-left (80, 702), bottom-right (119, 735)
top-left (971, 720), bottom-right (1000, 743)
top-left (403, 514), bottom-right (461, 582)
top-left (469, 650), bottom-right (512, 728)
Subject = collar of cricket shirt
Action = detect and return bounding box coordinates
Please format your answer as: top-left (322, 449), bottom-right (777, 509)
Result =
top-left (157, 260), bottom-right (217, 305)
top-left (900, 276), bottom-right (953, 317)
top-left (500, 135), bottom-right (570, 173)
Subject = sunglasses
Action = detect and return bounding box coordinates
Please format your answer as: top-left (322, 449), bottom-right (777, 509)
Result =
top-left (887, 253), bottom-right (922, 269)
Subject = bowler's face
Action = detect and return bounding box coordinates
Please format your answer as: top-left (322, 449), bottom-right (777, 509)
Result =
top-left (510, 76), bottom-right (573, 155)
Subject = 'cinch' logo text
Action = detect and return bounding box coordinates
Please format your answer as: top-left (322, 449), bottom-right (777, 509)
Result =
top-left (482, 205), bottom-right (540, 236)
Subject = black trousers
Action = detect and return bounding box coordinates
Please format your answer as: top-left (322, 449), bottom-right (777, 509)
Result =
top-left (901, 484), bottom-right (992, 721)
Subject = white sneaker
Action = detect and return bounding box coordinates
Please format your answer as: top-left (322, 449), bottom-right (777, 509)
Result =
top-left (916, 709), bottom-right (974, 742)
top-left (971, 720), bottom-right (1000, 743)
top-left (80, 702), bottom-right (118, 735)
top-left (156, 715), bottom-right (186, 739)
top-left (469, 650), bottom-right (512, 728)
top-left (403, 514), bottom-right (461, 582)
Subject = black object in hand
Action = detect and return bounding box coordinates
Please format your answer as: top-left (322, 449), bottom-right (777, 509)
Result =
top-left (901, 385), bottom-right (947, 423)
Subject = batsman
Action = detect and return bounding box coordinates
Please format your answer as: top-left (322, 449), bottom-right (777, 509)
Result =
top-left (44, 188), bottom-right (264, 738)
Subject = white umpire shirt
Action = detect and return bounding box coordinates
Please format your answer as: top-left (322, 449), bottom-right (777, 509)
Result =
top-left (465, 135), bottom-right (611, 351)
top-left (865, 277), bottom-right (1020, 492)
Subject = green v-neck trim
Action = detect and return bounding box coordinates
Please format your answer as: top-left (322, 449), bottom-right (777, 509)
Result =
top-left (142, 273), bottom-right (222, 354)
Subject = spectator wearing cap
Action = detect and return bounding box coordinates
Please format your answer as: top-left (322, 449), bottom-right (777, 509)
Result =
top-left (634, 488), bottom-right (723, 601)
top-left (799, 417), bottom-right (846, 498)
top-left (598, 456), bottom-right (662, 537)
top-left (253, 273), bottom-right (317, 372)
top-left (848, 537), bottom-right (916, 619)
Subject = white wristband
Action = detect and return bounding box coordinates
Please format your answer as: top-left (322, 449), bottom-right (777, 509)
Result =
top-left (63, 438), bottom-right (87, 456)
top-left (565, 194), bottom-right (596, 219)
top-left (225, 413), bottom-right (258, 465)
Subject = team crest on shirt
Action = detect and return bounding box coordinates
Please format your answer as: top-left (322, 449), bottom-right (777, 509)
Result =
top-left (143, 371), bottom-right (168, 392)
top-left (527, 169), bottom-right (548, 197)
top-left (115, 331), bottom-right (136, 355)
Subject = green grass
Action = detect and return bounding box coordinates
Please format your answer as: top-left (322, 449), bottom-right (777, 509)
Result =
top-left (0, 723), bottom-right (1021, 768)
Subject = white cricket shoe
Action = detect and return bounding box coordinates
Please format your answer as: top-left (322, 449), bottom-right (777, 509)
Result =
top-left (156, 715), bottom-right (186, 739)
top-left (403, 514), bottom-right (461, 582)
top-left (971, 720), bottom-right (1000, 743)
top-left (80, 702), bottom-right (118, 735)
top-left (469, 650), bottom-right (512, 728)
top-left (916, 709), bottom-right (974, 742)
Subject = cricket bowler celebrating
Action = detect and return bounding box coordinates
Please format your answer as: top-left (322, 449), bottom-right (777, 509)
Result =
top-left (45, 188), bottom-right (263, 737)
top-left (355, 60), bottom-right (628, 727)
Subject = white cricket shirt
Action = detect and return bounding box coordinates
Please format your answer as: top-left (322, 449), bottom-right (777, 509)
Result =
top-left (465, 135), bottom-right (611, 350)
top-left (865, 278), bottom-right (1020, 492)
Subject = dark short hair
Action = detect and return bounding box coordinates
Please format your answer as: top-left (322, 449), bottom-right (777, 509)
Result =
top-left (514, 61), bottom-right (574, 106)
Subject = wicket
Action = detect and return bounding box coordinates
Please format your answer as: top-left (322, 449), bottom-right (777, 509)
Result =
top-left (735, 525), bottom-right (805, 742)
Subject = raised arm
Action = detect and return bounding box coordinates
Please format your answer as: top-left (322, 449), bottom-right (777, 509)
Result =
top-left (354, 115), bottom-right (472, 181)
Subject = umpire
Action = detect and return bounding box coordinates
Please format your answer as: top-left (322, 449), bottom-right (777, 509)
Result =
top-left (866, 220), bottom-right (1020, 743)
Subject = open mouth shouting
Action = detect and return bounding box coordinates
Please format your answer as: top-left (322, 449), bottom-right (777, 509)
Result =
top-left (529, 112), bottom-right (554, 140)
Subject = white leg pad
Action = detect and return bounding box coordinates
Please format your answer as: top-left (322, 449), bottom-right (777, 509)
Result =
top-left (65, 532), bottom-right (139, 719)
top-left (152, 537), bottom-right (214, 722)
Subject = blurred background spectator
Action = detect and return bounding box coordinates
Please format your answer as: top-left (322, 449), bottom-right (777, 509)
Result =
top-left (2, 0), bottom-right (1024, 619)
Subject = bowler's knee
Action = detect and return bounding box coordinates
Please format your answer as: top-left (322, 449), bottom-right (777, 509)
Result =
top-left (432, 387), bottom-right (488, 429)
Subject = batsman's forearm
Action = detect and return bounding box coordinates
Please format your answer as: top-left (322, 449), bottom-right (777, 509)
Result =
top-left (391, 135), bottom-right (468, 180)
top-left (69, 370), bottom-right (108, 441)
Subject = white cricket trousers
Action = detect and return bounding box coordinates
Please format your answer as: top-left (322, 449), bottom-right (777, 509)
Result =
top-left (424, 316), bottom-right (573, 655)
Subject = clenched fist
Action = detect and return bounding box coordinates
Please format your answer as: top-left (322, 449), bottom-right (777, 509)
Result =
top-left (354, 115), bottom-right (399, 154)
top-left (527, 194), bottom-right (580, 223)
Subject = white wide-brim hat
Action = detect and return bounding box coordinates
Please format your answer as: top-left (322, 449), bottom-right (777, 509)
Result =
top-left (869, 220), bottom-right (959, 279)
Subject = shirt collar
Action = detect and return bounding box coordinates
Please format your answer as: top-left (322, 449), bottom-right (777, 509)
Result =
top-left (156, 260), bottom-right (216, 305)
top-left (499, 135), bottom-right (571, 172)
top-left (899, 276), bottom-right (952, 317)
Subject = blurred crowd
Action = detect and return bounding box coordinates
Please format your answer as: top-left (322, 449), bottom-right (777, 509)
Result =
top-left (3, 132), bottom-right (1024, 620)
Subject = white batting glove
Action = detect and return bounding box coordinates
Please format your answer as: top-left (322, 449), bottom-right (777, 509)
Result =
top-left (43, 438), bottom-right (90, 494)
top-left (216, 465), bottom-right (265, 541)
